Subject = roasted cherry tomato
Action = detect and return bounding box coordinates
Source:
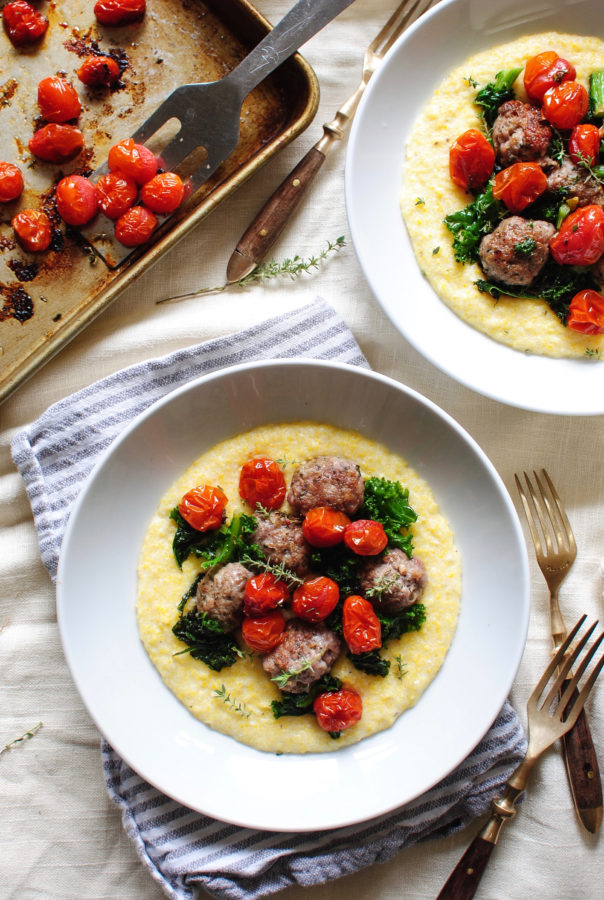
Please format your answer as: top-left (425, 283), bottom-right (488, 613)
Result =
top-left (238, 456), bottom-right (286, 510)
top-left (241, 610), bottom-right (285, 652)
top-left (108, 138), bottom-right (157, 185)
top-left (342, 595), bottom-right (382, 654)
top-left (3, 0), bottom-right (48, 47)
top-left (550, 205), bottom-right (604, 266)
top-left (114, 205), bottom-right (157, 246)
top-left (141, 172), bottom-right (185, 214)
top-left (448, 128), bottom-right (495, 191)
top-left (77, 55), bottom-right (121, 88)
top-left (94, 0), bottom-right (146, 26)
top-left (523, 51), bottom-right (576, 103)
top-left (37, 76), bottom-right (82, 123)
top-left (29, 124), bottom-right (84, 163)
top-left (177, 484), bottom-right (227, 532)
top-left (301, 507), bottom-right (351, 548)
top-left (0, 161), bottom-right (24, 203)
top-left (566, 289), bottom-right (604, 334)
top-left (56, 175), bottom-right (98, 226)
top-left (313, 689), bottom-right (363, 733)
top-left (12, 209), bottom-right (52, 252)
top-left (291, 576), bottom-right (339, 623)
top-left (243, 573), bottom-right (290, 617)
top-left (568, 123), bottom-right (600, 167)
top-left (94, 171), bottom-right (138, 219)
top-left (343, 519), bottom-right (388, 556)
top-left (492, 161), bottom-right (547, 213)
top-left (542, 81), bottom-right (589, 130)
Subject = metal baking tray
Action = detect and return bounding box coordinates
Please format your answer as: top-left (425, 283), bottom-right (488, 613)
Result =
top-left (0, 0), bottom-right (319, 404)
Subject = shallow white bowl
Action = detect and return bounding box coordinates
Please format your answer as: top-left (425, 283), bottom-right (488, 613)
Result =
top-left (345, 0), bottom-right (604, 414)
top-left (57, 359), bottom-right (529, 831)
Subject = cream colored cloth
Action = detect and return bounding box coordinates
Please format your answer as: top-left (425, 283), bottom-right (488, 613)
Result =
top-left (1, 2), bottom-right (603, 899)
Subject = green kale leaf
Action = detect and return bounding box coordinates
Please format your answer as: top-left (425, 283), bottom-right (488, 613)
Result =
top-left (348, 650), bottom-right (390, 677)
top-left (379, 603), bottom-right (427, 643)
top-left (444, 184), bottom-right (506, 264)
top-left (169, 509), bottom-right (257, 569)
top-left (360, 476), bottom-right (417, 557)
top-left (474, 67), bottom-right (522, 127)
top-left (271, 674), bottom-right (342, 719)
top-left (172, 609), bottom-right (241, 671)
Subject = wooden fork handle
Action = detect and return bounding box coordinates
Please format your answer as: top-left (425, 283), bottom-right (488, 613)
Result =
top-left (435, 836), bottom-right (496, 899)
top-left (226, 146), bottom-right (327, 283)
top-left (562, 684), bottom-right (603, 833)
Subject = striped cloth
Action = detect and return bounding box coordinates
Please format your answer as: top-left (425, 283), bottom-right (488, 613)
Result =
top-left (12, 297), bottom-right (527, 900)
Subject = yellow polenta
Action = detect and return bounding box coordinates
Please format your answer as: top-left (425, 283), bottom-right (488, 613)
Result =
top-left (401, 32), bottom-right (604, 359)
top-left (137, 422), bottom-right (461, 754)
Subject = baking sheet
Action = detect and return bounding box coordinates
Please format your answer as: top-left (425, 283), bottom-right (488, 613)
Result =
top-left (0, 0), bottom-right (319, 403)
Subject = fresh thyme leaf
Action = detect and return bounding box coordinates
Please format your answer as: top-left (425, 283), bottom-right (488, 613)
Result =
top-left (474, 67), bottom-right (522, 128)
top-left (514, 238), bottom-right (537, 258)
top-left (444, 184), bottom-right (506, 264)
top-left (1, 722), bottom-right (43, 756)
top-left (214, 684), bottom-right (251, 718)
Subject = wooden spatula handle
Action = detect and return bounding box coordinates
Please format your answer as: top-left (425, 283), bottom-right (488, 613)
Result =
top-left (226, 146), bottom-right (326, 283)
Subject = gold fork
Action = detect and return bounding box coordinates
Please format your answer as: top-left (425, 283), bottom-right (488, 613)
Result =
top-left (515, 469), bottom-right (602, 833)
top-left (436, 616), bottom-right (604, 900)
top-left (225, 0), bottom-right (437, 283)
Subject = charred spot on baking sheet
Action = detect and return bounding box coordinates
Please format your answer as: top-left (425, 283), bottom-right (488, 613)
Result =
top-left (0, 78), bottom-right (18, 108)
top-left (0, 285), bottom-right (34, 323)
top-left (7, 259), bottom-right (39, 281)
top-left (0, 235), bottom-right (17, 252)
top-left (64, 33), bottom-right (130, 91)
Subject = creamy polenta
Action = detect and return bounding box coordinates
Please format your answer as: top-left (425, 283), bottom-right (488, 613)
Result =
top-left (137, 423), bottom-right (461, 754)
top-left (401, 32), bottom-right (604, 358)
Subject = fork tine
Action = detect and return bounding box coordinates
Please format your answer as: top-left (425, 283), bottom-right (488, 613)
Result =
top-left (559, 629), bottom-right (604, 712)
top-left (539, 620), bottom-right (597, 710)
top-left (529, 615), bottom-right (586, 708)
top-left (514, 472), bottom-right (544, 558)
top-left (540, 469), bottom-right (578, 557)
top-left (370, 0), bottom-right (433, 56)
top-left (562, 643), bottom-right (604, 731)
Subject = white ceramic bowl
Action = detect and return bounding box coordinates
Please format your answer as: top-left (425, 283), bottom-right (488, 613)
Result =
top-left (345, 0), bottom-right (604, 414)
top-left (57, 359), bottom-right (529, 831)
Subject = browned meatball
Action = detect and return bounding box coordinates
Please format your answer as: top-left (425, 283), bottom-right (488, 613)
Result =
top-left (262, 619), bottom-right (341, 693)
top-left (287, 456), bottom-right (364, 516)
top-left (360, 549), bottom-right (427, 616)
top-left (253, 511), bottom-right (311, 577)
top-left (196, 562), bottom-right (252, 632)
top-left (492, 100), bottom-right (552, 166)
top-left (546, 158), bottom-right (604, 208)
top-left (478, 216), bottom-right (555, 286)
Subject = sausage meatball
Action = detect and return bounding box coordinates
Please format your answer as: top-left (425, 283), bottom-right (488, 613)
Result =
top-left (546, 158), bottom-right (604, 208)
top-left (253, 511), bottom-right (311, 577)
top-left (478, 216), bottom-right (555, 286)
top-left (360, 549), bottom-right (427, 616)
top-left (262, 619), bottom-right (341, 693)
top-left (287, 456), bottom-right (364, 516)
top-left (196, 562), bottom-right (252, 632)
top-left (492, 100), bottom-right (552, 166)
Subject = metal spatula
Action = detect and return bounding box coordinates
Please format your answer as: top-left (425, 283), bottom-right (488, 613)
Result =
top-left (81, 0), bottom-right (356, 268)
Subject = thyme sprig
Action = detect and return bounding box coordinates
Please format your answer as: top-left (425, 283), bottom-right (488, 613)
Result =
top-left (239, 553), bottom-right (304, 586)
top-left (1, 722), bottom-right (43, 757)
top-left (157, 236), bottom-right (346, 304)
top-left (271, 658), bottom-right (316, 689)
top-left (213, 684), bottom-right (251, 718)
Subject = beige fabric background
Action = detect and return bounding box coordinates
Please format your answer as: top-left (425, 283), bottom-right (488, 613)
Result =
top-left (1, 1), bottom-right (603, 897)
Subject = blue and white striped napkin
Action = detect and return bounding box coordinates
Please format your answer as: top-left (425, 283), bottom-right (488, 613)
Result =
top-left (12, 297), bottom-right (526, 900)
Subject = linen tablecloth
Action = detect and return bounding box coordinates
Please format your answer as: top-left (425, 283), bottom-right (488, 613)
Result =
top-left (1, 2), bottom-right (603, 898)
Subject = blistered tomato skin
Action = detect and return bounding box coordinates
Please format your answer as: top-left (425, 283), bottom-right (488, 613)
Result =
top-left (492, 161), bottom-right (547, 213)
top-left (241, 610), bottom-right (285, 652)
top-left (550, 205), bottom-right (604, 266)
top-left (302, 507), bottom-right (351, 548)
top-left (343, 519), bottom-right (388, 556)
top-left (95, 172), bottom-right (138, 219)
top-left (0, 161), bottom-right (24, 202)
top-left (449, 128), bottom-right (495, 191)
top-left (342, 595), bottom-right (382, 654)
top-left (542, 81), bottom-right (589, 130)
top-left (177, 484), bottom-right (227, 532)
top-left (3, 1), bottom-right (48, 47)
top-left (77, 55), bottom-right (121, 88)
top-left (243, 574), bottom-right (290, 617)
top-left (313, 689), bottom-right (363, 733)
top-left (37, 76), bottom-right (82, 123)
top-left (567, 289), bottom-right (604, 334)
top-left (291, 576), bottom-right (340, 622)
top-left (56, 175), bottom-right (98, 226)
top-left (141, 172), bottom-right (185, 214)
top-left (114, 205), bottom-right (157, 246)
top-left (29, 124), bottom-right (85, 163)
top-left (94, 0), bottom-right (146, 26)
top-left (523, 51), bottom-right (576, 103)
top-left (108, 138), bottom-right (157, 185)
top-left (12, 209), bottom-right (52, 252)
top-left (568, 124), bottom-right (600, 167)
top-left (238, 457), bottom-right (286, 510)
